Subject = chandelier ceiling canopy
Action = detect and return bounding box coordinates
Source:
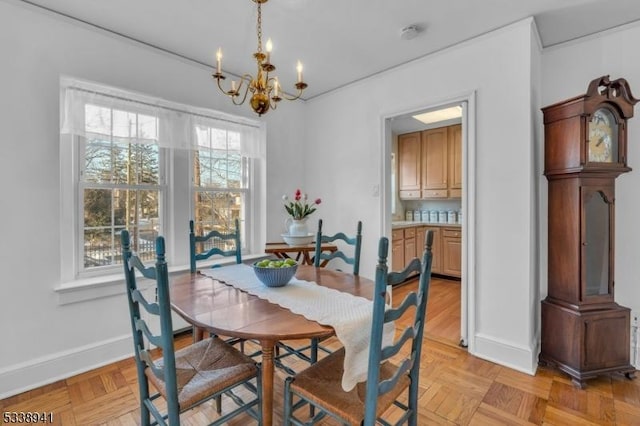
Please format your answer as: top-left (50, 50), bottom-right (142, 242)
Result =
top-left (213, 0), bottom-right (307, 116)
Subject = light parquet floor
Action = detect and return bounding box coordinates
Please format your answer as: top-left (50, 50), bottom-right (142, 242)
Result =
top-left (2, 278), bottom-right (639, 425)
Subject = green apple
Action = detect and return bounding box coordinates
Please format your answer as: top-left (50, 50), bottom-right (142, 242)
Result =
top-left (284, 259), bottom-right (297, 266)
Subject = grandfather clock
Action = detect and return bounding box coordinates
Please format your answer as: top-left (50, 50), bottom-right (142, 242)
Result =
top-left (540, 76), bottom-right (638, 388)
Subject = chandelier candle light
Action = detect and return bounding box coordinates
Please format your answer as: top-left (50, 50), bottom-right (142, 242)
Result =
top-left (213, 0), bottom-right (308, 116)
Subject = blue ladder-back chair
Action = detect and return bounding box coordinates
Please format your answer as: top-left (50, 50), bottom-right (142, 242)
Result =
top-left (283, 231), bottom-right (434, 426)
top-left (189, 219), bottom-right (241, 273)
top-left (275, 220), bottom-right (364, 376)
top-left (121, 230), bottom-right (261, 426)
top-left (313, 219), bottom-right (362, 275)
top-left (189, 219), bottom-right (247, 348)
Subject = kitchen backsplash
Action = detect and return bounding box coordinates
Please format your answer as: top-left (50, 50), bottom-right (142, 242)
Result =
top-left (394, 199), bottom-right (462, 223)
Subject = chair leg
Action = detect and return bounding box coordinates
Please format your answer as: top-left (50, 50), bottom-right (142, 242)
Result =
top-left (283, 377), bottom-right (293, 426)
top-left (408, 376), bottom-right (419, 426)
top-left (138, 373), bottom-right (151, 426)
top-left (215, 395), bottom-right (222, 414)
top-left (309, 338), bottom-right (318, 417)
top-left (140, 401), bottom-right (150, 426)
top-left (193, 325), bottom-right (204, 342)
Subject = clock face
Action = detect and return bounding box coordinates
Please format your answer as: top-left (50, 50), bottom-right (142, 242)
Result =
top-left (588, 108), bottom-right (618, 163)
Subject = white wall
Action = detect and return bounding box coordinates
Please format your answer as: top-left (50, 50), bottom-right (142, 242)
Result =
top-left (0, 0), bottom-right (305, 397)
top-left (304, 19), bottom-right (541, 373)
top-left (542, 22), bottom-right (640, 344)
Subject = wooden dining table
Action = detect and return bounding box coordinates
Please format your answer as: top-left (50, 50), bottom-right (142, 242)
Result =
top-left (169, 265), bottom-right (374, 426)
top-left (264, 241), bottom-right (338, 265)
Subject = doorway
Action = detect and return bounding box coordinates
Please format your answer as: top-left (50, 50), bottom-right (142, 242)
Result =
top-left (381, 93), bottom-right (476, 350)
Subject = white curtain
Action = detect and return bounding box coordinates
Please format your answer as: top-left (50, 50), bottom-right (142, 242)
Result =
top-left (60, 78), bottom-right (265, 158)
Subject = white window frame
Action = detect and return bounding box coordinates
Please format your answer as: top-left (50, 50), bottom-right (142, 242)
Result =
top-left (57, 78), bottom-right (266, 303)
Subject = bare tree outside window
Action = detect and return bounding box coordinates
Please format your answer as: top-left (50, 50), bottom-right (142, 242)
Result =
top-left (192, 126), bottom-right (247, 253)
top-left (81, 105), bottom-right (161, 269)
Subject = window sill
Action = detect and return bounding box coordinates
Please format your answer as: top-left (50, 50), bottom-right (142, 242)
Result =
top-left (54, 253), bottom-right (268, 305)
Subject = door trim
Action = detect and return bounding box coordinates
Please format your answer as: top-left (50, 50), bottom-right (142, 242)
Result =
top-left (380, 90), bottom-right (476, 351)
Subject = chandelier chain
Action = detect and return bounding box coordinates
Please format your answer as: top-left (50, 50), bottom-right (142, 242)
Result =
top-left (256, 2), bottom-right (262, 54)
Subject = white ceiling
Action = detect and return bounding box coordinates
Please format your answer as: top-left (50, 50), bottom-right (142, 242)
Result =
top-left (20, 0), bottom-right (640, 100)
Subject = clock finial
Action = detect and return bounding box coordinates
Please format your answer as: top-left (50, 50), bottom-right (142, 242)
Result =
top-left (586, 75), bottom-right (639, 112)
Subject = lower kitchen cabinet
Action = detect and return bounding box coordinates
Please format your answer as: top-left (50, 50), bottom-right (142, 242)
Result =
top-left (416, 226), bottom-right (442, 274)
top-left (391, 229), bottom-right (405, 272)
top-left (392, 225), bottom-right (460, 278)
top-left (403, 227), bottom-right (416, 270)
top-left (442, 228), bottom-right (461, 278)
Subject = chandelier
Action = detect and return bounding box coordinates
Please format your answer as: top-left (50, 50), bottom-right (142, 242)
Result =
top-left (212, 0), bottom-right (308, 116)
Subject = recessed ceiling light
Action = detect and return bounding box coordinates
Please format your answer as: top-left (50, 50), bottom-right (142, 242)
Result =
top-left (412, 106), bottom-right (462, 125)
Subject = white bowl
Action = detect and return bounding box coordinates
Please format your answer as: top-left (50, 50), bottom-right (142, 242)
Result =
top-left (281, 233), bottom-right (314, 246)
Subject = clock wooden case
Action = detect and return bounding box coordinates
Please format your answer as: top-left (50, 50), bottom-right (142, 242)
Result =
top-left (540, 76), bottom-right (638, 388)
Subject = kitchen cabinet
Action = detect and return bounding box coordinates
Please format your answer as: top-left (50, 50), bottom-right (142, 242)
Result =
top-left (392, 225), bottom-right (460, 278)
top-left (391, 227), bottom-right (419, 273)
top-left (448, 124), bottom-right (462, 198)
top-left (397, 124), bottom-right (461, 200)
top-left (421, 127), bottom-right (448, 195)
top-left (391, 229), bottom-right (405, 272)
top-left (397, 132), bottom-right (421, 199)
top-left (403, 227), bottom-right (416, 270)
top-left (416, 226), bottom-right (442, 274)
top-left (442, 228), bottom-right (461, 278)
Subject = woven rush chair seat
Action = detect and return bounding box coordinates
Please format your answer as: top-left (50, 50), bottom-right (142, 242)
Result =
top-left (288, 347), bottom-right (410, 426)
top-left (145, 337), bottom-right (258, 411)
top-left (121, 230), bottom-right (261, 425)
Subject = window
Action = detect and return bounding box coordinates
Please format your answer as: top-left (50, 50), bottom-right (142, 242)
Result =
top-left (60, 78), bottom-right (265, 282)
top-left (192, 125), bottom-right (247, 250)
top-left (81, 104), bottom-right (163, 271)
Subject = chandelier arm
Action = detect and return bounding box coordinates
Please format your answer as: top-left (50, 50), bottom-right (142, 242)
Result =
top-left (231, 88), bottom-right (250, 106)
top-left (269, 98), bottom-right (278, 110)
top-left (230, 76), bottom-right (254, 105)
top-left (278, 88), bottom-right (304, 101)
top-left (215, 77), bottom-right (230, 95)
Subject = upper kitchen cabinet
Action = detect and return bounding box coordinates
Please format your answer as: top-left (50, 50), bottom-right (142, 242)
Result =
top-left (398, 132), bottom-right (422, 199)
top-left (448, 124), bottom-right (462, 198)
top-left (422, 127), bottom-right (448, 197)
top-left (397, 124), bottom-right (461, 200)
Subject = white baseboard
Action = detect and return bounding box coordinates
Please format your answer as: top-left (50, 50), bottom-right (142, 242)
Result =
top-left (473, 333), bottom-right (539, 375)
top-left (0, 334), bottom-right (133, 400)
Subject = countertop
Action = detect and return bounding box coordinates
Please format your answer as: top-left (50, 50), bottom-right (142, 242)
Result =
top-left (392, 221), bottom-right (461, 229)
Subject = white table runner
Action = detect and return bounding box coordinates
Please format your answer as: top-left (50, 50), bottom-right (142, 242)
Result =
top-left (200, 263), bottom-right (395, 391)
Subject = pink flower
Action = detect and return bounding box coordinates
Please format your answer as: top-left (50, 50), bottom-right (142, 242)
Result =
top-left (283, 189), bottom-right (321, 220)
